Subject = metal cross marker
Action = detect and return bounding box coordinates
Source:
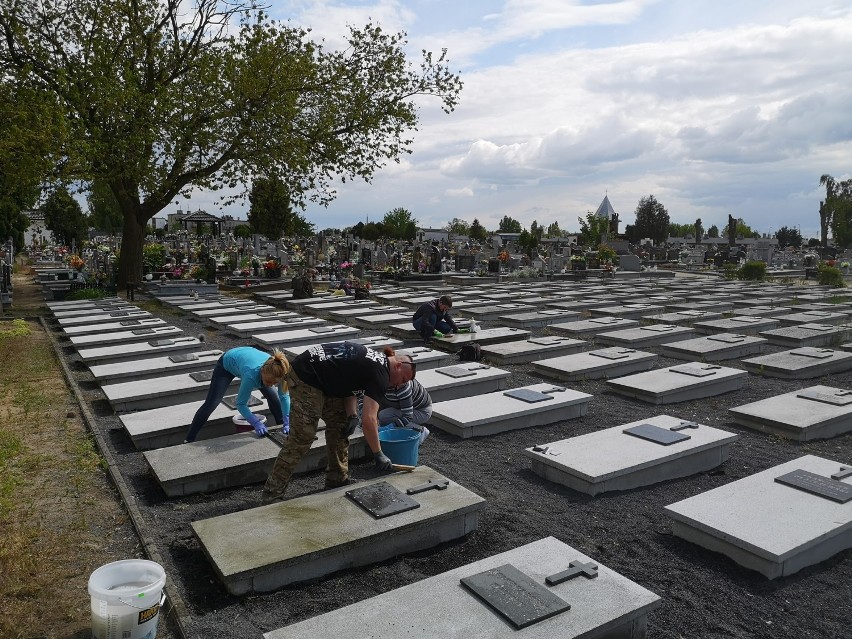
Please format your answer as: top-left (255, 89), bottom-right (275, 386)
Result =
top-left (545, 560), bottom-right (599, 586)
top-left (406, 479), bottom-right (450, 495)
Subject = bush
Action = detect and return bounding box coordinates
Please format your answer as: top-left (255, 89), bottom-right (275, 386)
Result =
top-left (65, 287), bottom-right (109, 301)
top-left (721, 263), bottom-right (739, 280)
top-left (737, 261), bottom-right (766, 281)
top-left (817, 264), bottom-right (845, 287)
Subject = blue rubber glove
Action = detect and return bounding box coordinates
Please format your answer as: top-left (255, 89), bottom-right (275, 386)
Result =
top-left (281, 415), bottom-right (290, 435)
top-left (249, 415), bottom-right (268, 437)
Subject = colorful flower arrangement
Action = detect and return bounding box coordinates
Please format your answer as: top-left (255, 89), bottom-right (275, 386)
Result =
top-left (498, 250), bottom-right (510, 263)
top-left (69, 254), bottom-right (85, 270)
top-left (339, 261), bottom-right (353, 270)
top-left (264, 259), bottom-right (280, 270)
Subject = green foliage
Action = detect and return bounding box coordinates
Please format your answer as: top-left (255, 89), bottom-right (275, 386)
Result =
top-left (735, 219), bottom-right (760, 239)
top-left (721, 263), bottom-right (739, 280)
top-left (545, 221), bottom-right (562, 237)
top-left (248, 176), bottom-right (292, 239)
top-left (0, 1), bottom-right (462, 285)
top-left (0, 319), bottom-right (31, 340)
top-left (361, 222), bottom-right (384, 241)
top-left (597, 244), bottom-right (617, 263)
top-left (667, 222), bottom-right (694, 238)
top-left (445, 218), bottom-right (470, 236)
top-left (817, 264), bottom-right (845, 287)
top-left (86, 179), bottom-right (122, 234)
top-left (518, 229), bottom-right (538, 256)
top-left (65, 288), bottom-right (110, 300)
top-left (775, 226), bottom-right (802, 249)
top-left (822, 175), bottom-right (852, 248)
top-left (142, 243), bottom-right (166, 273)
top-left (694, 218), bottom-right (703, 240)
top-left (707, 224), bottom-right (719, 238)
top-left (233, 224), bottom-right (253, 239)
top-left (382, 208), bottom-right (417, 240)
top-left (578, 212), bottom-right (608, 248)
top-left (497, 216), bottom-right (522, 233)
top-left (630, 195), bottom-right (669, 243)
top-left (737, 261), bottom-right (766, 281)
top-left (469, 218), bottom-right (487, 242)
top-left (43, 187), bottom-right (87, 247)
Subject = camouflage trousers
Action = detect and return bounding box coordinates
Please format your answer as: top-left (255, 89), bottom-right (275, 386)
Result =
top-left (262, 369), bottom-right (349, 502)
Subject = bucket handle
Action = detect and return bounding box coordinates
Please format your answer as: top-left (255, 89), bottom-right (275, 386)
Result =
top-left (118, 591), bottom-right (166, 610)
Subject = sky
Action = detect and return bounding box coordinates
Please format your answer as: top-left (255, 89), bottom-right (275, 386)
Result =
top-left (177, 0), bottom-right (852, 239)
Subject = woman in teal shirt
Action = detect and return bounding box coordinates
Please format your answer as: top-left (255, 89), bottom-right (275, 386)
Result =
top-left (184, 346), bottom-right (291, 442)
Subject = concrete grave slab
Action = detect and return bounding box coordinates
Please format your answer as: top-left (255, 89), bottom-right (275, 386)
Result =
top-left (532, 348), bottom-right (657, 382)
top-left (51, 305), bottom-right (137, 319)
top-left (252, 324), bottom-right (361, 349)
top-left (525, 415), bottom-right (738, 495)
top-left (729, 385), bottom-right (852, 440)
top-left (175, 299), bottom-right (254, 312)
top-left (55, 309), bottom-right (153, 327)
top-left (144, 430), bottom-right (370, 496)
top-left (89, 349), bottom-right (224, 383)
top-left (462, 303), bottom-right (536, 320)
top-left (393, 346), bottom-right (449, 370)
top-left (481, 336), bottom-right (586, 365)
top-left (190, 304), bottom-right (276, 320)
top-left (589, 304), bottom-right (662, 320)
top-left (192, 467), bottom-right (486, 594)
top-left (281, 335), bottom-right (403, 358)
top-left (301, 299), bottom-right (379, 316)
top-left (76, 336), bottom-right (203, 365)
top-left (328, 305), bottom-right (408, 321)
top-left (206, 310), bottom-right (298, 329)
top-left (416, 363), bottom-right (511, 402)
top-left (660, 334), bottom-right (767, 362)
top-left (430, 327), bottom-right (531, 353)
top-left (47, 297), bottom-right (124, 310)
top-left (641, 310), bottom-right (723, 325)
top-left (61, 317), bottom-right (169, 337)
top-left (549, 317), bottom-right (638, 340)
top-left (499, 309), bottom-right (581, 329)
top-left (351, 312), bottom-right (413, 328)
top-left (595, 324), bottom-right (695, 348)
top-left (730, 305), bottom-right (792, 317)
top-left (775, 310), bottom-right (850, 326)
top-left (742, 347), bottom-right (852, 379)
top-left (544, 299), bottom-right (612, 313)
top-left (223, 316), bottom-right (326, 338)
top-left (760, 323), bottom-right (852, 348)
top-left (666, 301), bottom-right (734, 313)
top-left (119, 391), bottom-right (271, 450)
top-left (264, 536), bottom-right (661, 639)
top-left (385, 318), bottom-right (473, 340)
top-left (693, 316), bottom-right (780, 336)
top-left (430, 383), bottom-right (591, 439)
top-left (665, 454), bottom-right (852, 579)
top-left (606, 363), bottom-right (747, 404)
top-left (102, 369), bottom-right (240, 412)
top-left (68, 325), bottom-right (183, 349)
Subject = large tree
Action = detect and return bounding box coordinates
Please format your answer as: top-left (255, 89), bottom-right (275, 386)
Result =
top-left (382, 207), bottom-right (417, 240)
top-left (469, 218), bottom-right (487, 242)
top-left (822, 174), bottom-right (852, 248)
top-left (631, 195), bottom-right (670, 243)
top-left (578, 212), bottom-right (608, 248)
top-left (775, 226), bottom-right (803, 249)
top-left (43, 187), bottom-right (87, 248)
top-left (497, 216), bottom-right (522, 233)
top-left (444, 217), bottom-right (470, 236)
top-left (248, 176), bottom-right (292, 239)
top-left (87, 179), bottom-right (123, 234)
top-left (0, 1), bottom-right (462, 287)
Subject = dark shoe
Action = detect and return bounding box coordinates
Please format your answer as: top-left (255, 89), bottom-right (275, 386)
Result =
top-left (324, 477), bottom-right (361, 490)
top-left (261, 490), bottom-right (285, 505)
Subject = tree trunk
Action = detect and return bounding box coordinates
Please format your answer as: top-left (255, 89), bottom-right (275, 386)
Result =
top-left (117, 211), bottom-right (146, 292)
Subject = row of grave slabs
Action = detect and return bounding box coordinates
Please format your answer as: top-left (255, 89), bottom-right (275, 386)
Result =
top-left (44, 278), bottom-right (852, 638)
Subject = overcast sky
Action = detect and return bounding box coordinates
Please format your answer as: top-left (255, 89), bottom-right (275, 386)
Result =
top-left (179, 0), bottom-right (852, 238)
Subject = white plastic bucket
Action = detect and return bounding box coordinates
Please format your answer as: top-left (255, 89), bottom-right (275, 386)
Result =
top-left (88, 559), bottom-right (166, 639)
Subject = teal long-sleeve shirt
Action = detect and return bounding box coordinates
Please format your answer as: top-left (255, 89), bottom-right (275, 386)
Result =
top-left (222, 347), bottom-right (290, 423)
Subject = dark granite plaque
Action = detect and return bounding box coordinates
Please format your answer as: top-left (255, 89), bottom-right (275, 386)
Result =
top-left (349, 338), bottom-right (376, 345)
top-left (797, 388), bottom-right (852, 406)
top-left (774, 469), bottom-right (852, 503)
top-left (169, 353), bottom-right (199, 363)
top-left (283, 318), bottom-right (303, 323)
top-left (109, 312), bottom-right (129, 317)
top-left (708, 334), bottom-right (746, 343)
top-left (643, 324), bottom-right (676, 332)
top-left (436, 366), bottom-right (477, 378)
top-left (732, 316), bottom-right (761, 323)
top-left (257, 311), bottom-right (280, 317)
top-left (148, 339), bottom-right (174, 347)
top-left (540, 310), bottom-right (563, 316)
top-left (131, 328), bottom-right (156, 335)
top-left (345, 482), bottom-right (420, 518)
top-left (799, 323), bottom-right (833, 332)
top-left (120, 320), bottom-right (141, 326)
top-left (503, 388), bottom-right (554, 403)
top-left (460, 563), bottom-right (571, 630)
top-left (221, 395), bottom-right (263, 409)
top-left (590, 318), bottom-right (618, 324)
top-left (791, 348), bottom-right (835, 360)
top-left (190, 370), bottom-right (214, 383)
top-left (623, 423), bottom-right (691, 446)
top-left (590, 349), bottom-right (630, 360)
top-left (670, 364), bottom-right (719, 377)
top-left (528, 338), bottom-right (561, 346)
top-left (309, 326), bottom-right (335, 334)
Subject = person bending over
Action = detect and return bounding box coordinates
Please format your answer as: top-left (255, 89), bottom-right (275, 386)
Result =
top-left (184, 346), bottom-right (290, 443)
top-left (262, 342), bottom-right (416, 503)
top-left (412, 294), bottom-right (458, 344)
top-left (379, 378), bottom-right (432, 443)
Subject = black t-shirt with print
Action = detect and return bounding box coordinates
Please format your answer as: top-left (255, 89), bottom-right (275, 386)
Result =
top-left (291, 341), bottom-right (390, 401)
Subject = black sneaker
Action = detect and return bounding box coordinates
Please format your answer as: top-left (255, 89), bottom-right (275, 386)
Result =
top-left (324, 477), bottom-right (362, 490)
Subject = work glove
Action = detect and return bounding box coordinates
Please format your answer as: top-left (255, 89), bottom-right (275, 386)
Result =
top-left (249, 416), bottom-right (268, 437)
top-left (281, 415), bottom-right (290, 435)
top-left (374, 451), bottom-right (394, 472)
top-left (343, 415), bottom-right (360, 438)
top-left (457, 328), bottom-right (470, 333)
top-left (433, 329), bottom-right (444, 338)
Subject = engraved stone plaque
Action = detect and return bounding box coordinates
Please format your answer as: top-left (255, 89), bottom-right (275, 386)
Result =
top-left (642, 324), bottom-right (676, 332)
top-left (708, 334), bottom-right (746, 343)
top-left (590, 317), bottom-right (619, 324)
top-left (460, 564), bottom-right (571, 630)
top-left (436, 366), bottom-right (477, 378)
top-left (309, 326), bottom-right (335, 334)
top-left (120, 320), bottom-right (141, 326)
top-left (528, 338), bottom-right (561, 346)
top-left (190, 370), bottom-right (214, 383)
top-left (797, 388), bottom-right (852, 406)
top-left (732, 316), bottom-right (761, 323)
top-left (799, 323), bottom-right (833, 332)
top-left (623, 423), bottom-right (692, 445)
top-left (774, 469), bottom-right (852, 503)
top-left (109, 312), bottom-right (129, 317)
top-left (345, 482), bottom-right (420, 518)
top-left (131, 328), bottom-right (156, 335)
top-left (670, 363), bottom-right (719, 377)
top-left (590, 349), bottom-right (630, 360)
top-left (790, 348), bottom-right (835, 359)
top-left (257, 312), bottom-right (280, 317)
top-left (169, 353), bottom-right (199, 363)
top-left (148, 339), bottom-right (174, 347)
top-left (221, 395), bottom-right (263, 409)
top-left (503, 388), bottom-right (555, 403)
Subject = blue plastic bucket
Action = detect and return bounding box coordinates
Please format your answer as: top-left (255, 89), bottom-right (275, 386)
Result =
top-left (378, 428), bottom-right (421, 466)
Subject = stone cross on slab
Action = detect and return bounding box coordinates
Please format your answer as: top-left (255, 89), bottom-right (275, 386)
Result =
top-left (671, 421), bottom-right (700, 432)
top-left (831, 466), bottom-right (852, 480)
top-left (545, 560), bottom-right (599, 586)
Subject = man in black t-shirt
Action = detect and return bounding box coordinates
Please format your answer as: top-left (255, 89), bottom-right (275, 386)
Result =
top-left (262, 342), bottom-right (417, 504)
